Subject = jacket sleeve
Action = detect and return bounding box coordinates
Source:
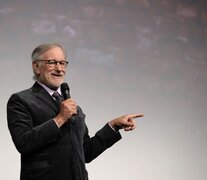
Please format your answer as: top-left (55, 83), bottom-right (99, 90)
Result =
top-left (83, 123), bottom-right (122, 163)
top-left (7, 94), bottom-right (61, 155)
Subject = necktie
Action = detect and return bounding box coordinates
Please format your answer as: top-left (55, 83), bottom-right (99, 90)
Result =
top-left (52, 91), bottom-right (62, 106)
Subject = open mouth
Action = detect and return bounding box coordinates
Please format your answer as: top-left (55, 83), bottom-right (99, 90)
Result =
top-left (52, 73), bottom-right (63, 78)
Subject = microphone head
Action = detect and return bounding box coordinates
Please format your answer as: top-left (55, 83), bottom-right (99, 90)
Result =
top-left (61, 83), bottom-right (70, 99)
top-left (61, 82), bottom-right (69, 91)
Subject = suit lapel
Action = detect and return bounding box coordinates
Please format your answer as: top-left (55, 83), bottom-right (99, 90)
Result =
top-left (32, 82), bottom-right (60, 112)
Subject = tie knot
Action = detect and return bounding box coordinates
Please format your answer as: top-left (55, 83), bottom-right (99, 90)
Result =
top-left (52, 91), bottom-right (62, 105)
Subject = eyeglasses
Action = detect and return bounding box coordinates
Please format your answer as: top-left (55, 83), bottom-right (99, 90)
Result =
top-left (35, 59), bottom-right (69, 68)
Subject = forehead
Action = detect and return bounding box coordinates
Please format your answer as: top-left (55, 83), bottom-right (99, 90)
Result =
top-left (41, 47), bottom-right (66, 59)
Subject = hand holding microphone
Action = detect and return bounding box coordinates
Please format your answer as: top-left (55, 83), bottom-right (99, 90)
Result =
top-left (54, 83), bottom-right (77, 127)
top-left (61, 83), bottom-right (77, 124)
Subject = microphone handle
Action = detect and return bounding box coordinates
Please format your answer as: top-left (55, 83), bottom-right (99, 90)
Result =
top-left (65, 91), bottom-right (76, 124)
top-left (61, 83), bottom-right (76, 124)
top-left (70, 114), bottom-right (76, 124)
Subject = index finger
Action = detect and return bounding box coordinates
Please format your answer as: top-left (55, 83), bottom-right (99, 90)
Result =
top-left (129, 113), bottom-right (144, 119)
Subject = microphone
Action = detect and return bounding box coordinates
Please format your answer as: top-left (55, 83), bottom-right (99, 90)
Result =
top-left (61, 83), bottom-right (70, 99)
top-left (61, 83), bottom-right (76, 123)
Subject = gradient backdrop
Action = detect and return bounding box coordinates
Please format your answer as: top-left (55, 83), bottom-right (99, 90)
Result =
top-left (0, 0), bottom-right (207, 180)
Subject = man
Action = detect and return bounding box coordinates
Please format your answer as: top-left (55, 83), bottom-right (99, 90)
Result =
top-left (7, 42), bottom-right (144, 180)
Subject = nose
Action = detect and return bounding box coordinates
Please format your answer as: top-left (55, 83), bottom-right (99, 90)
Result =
top-left (55, 62), bottom-right (62, 71)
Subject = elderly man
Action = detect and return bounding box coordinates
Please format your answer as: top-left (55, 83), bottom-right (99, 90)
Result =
top-left (7, 42), bottom-right (143, 180)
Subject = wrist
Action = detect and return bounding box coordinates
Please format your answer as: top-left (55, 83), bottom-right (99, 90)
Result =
top-left (109, 120), bottom-right (122, 132)
top-left (54, 115), bottom-right (66, 127)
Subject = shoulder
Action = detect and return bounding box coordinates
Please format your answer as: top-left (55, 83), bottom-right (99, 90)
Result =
top-left (10, 87), bottom-right (32, 99)
top-left (9, 82), bottom-right (42, 100)
top-left (7, 89), bottom-right (32, 109)
top-left (7, 82), bottom-right (39, 104)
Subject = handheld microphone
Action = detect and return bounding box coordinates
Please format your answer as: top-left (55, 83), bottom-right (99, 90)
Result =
top-left (61, 83), bottom-right (70, 99)
top-left (61, 83), bottom-right (76, 123)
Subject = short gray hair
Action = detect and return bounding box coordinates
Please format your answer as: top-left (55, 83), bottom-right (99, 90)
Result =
top-left (31, 42), bottom-right (67, 61)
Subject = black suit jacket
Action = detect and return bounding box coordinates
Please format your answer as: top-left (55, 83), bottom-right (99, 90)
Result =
top-left (7, 82), bottom-right (122, 180)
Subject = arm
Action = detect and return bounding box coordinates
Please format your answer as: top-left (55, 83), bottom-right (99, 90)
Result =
top-left (83, 113), bottom-right (144, 163)
top-left (7, 94), bottom-right (61, 155)
top-left (83, 123), bottom-right (122, 163)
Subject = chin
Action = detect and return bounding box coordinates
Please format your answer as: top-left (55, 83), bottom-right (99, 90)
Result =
top-left (49, 82), bottom-right (62, 90)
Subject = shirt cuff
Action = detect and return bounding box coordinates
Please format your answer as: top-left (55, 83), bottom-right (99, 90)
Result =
top-left (108, 122), bottom-right (121, 132)
top-left (53, 119), bottom-right (60, 128)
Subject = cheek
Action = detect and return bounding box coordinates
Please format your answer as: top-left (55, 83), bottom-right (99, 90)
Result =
top-left (62, 69), bottom-right (66, 75)
top-left (39, 67), bottom-right (51, 78)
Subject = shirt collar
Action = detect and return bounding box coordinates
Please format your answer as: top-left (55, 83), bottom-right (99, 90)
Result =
top-left (37, 81), bottom-right (61, 96)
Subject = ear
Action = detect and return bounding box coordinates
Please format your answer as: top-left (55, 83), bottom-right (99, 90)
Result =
top-left (32, 61), bottom-right (40, 75)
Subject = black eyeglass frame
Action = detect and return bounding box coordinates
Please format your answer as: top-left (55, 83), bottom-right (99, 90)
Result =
top-left (35, 59), bottom-right (69, 68)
